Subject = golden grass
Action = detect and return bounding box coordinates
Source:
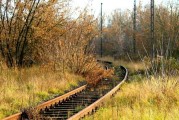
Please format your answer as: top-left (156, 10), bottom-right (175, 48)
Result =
top-left (0, 65), bottom-right (84, 119)
top-left (97, 56), bottom-right (146, 72)
top-left (84, 77), bottom-right (179, 120)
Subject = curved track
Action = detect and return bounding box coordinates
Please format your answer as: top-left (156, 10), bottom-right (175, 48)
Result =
top-left (3, 66), bottom-right (128, 120)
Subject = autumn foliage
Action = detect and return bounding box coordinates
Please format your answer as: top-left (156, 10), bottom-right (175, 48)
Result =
top-left (96, 2), bottom-right (179, 60)
top-left (84, 65), bottom-right (114, 85)
top-left (0, 0), bottom-right (113, 84)
top-left (0, 0), bottom-right (67, 67)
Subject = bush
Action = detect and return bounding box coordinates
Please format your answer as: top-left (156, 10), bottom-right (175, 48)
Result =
top-left (84, 64), bottom-right (114, 85)
top-left (143, 56), bottom-right (179, 76)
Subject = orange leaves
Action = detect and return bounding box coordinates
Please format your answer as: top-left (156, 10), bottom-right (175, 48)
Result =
top-left (55, 11), bottom-right (111, 85)
top-left (0, 0), bottom-right (101, 73)
top-left (85, 64), bottom-right (114, 85)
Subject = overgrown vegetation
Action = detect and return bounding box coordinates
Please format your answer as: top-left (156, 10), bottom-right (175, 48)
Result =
top-left (85, 59), bottom-right (179, 120)
top-left (0, 0), bottom-right (112, 84)
top-left (1, 0), bottom-right (179, 119)
top-left (96, 1), bottom-right (179, 59)
top-left (0, 64), bottom-right (83, 119)
top-left (0, 1), bottom-right (113, 119)
top-left (84, 78), bottom-right (179, 120)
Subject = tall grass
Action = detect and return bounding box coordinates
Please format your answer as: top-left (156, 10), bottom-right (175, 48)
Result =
top-left (90, 55), bottom-right (179, 120)
top-left (83, 77), bottom-right (179, 120)
top-left (98, 56), bottom-right (146, 72)
top-left (0, 64), bottom-right (83, 119)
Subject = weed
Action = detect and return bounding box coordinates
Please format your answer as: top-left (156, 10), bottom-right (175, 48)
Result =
top-left (0, 66), bottom-right (83, 119)
top-left (83, 78), bottom-right (179, 120)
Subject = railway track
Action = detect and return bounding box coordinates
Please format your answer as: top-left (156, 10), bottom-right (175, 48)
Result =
top-left (3, 65), bottom-right (128, 120)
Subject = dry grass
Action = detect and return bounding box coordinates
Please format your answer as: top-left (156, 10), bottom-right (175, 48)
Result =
top-left (0, 64), bottom-right (83, 119)
top-left (88, 57), bottom-right (179, 120)
top-left (98, 56), bottom-right (146, 72)
top-left (83, 77), bottom-right (179, 120)
top-left (85, 65), bottom-right (114, 85)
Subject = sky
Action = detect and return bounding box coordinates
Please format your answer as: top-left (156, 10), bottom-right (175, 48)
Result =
top-left (71, 0), bottom-right (173, 16)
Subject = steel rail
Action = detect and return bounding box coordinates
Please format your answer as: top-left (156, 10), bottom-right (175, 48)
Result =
top-left (68, 66), bottom-right (128, 120)
top-left (2, 85), bottom-right (87, 120)
top-left (3, 66), bottom-right (128, 120)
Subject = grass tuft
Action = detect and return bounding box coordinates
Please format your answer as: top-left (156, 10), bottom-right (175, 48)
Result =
top-left (0, 66), bottom-right (84, 119)
top-left (84, 77), bottom-right (179, 120)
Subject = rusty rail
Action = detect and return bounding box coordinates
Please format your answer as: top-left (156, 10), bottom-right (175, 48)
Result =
top-left (68, 66), bottom-right (128, 120)
top-left (3, 66), bottom-right (128, 120)
top-left (3, 85), bottom-right (87, 120)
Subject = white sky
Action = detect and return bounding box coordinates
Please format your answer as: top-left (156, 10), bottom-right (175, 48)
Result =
top-left (71, 0), bottom-right (173, 16)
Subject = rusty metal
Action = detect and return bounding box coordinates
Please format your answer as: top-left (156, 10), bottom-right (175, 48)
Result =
top-left (2, 113), bottom-right (21, 120)
top-left (68, 66), bottom-right (128, 120)
top-left (2, 85), bottom-right (87, 120)
top-left (37, 85), bottom-right (87, 110)
top-left (3, 65), bottom-right (128, 120)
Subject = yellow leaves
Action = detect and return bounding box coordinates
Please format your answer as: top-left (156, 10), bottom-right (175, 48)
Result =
top-left (58, 18), bottom-right (109, 84)
top-left (48, 0), bottom-right (58, 4)
top-left (0, 0), bottom-right (100, 69)
top-left (16, 2), bottom-right (24, 8)
top-left (85, 64), bottom-right (114, 85)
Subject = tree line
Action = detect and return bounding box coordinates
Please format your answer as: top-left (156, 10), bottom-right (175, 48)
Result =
top-left (97, 1), bottom-right (179, 60)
